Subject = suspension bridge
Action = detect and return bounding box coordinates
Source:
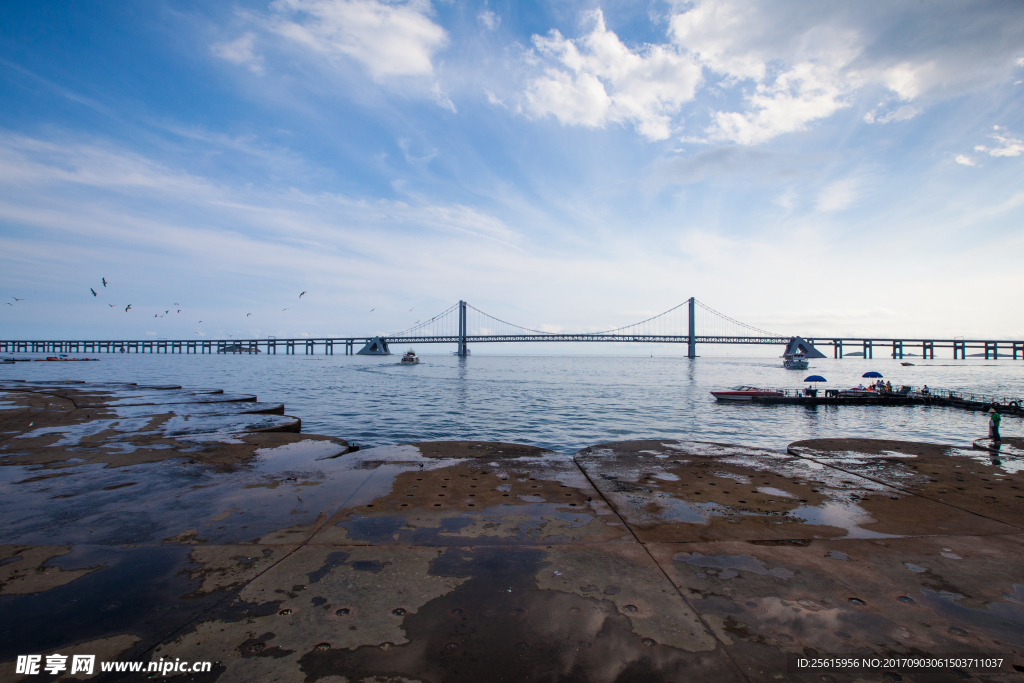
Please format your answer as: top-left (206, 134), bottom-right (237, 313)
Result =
top-left (2, 298), bottom-right (1022, 359)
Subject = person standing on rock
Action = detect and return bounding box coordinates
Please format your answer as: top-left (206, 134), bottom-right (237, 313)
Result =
top-left (989, 407), bottom-right (1001, 441)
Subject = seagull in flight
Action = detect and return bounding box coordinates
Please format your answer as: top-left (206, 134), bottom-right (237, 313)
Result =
top-left (4, 302), bottom-right (11, 306)
top-left (282, 308), bottom-right (289, 311)
top-left (125, 304), bottom-right (131, 312)
top-left (246, 313), bottom-right (251, 317)
top-left (12, 297), bottom-right (23, 301)
top-left (102, 278), bottom-right (107, 287)
top-left (90, 288), bottom-right (97, 296)
top-left (173, 302), bottom-right (179, 306)
top-left (409, 307), bottom-right (414, 311)
top-left (299, 291), bottom-right (306, 298)
top-left (370, 308), bottom-right (375, 312)
top-left (108, 304), bottom-right (114, 307)
top-left (177, 309), bottom-right (181, 313)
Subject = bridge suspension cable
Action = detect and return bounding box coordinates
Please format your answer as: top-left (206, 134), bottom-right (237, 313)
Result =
top-left (693, 300), bottom-right (780, 338)
top-left (388, 302), bottom-right (460, 337)
top-left (389, 298), bottom-right (784, 340)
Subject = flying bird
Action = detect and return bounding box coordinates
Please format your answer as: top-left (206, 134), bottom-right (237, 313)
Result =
top-left (173, 303), bottom-right (179, 306)
top-left (177, 309), bottom-right (181, 313)
top-left (125, 304), bottom-right (131, 312)
top-left (282, 308), bottom-right (289, 311)
top-left (246, 313), bottom-right (251, 317)
top-left (165, 310), bottom-right (168, 314)
top-left (299, 292), bottom-right (306, 298)
top-left (4, 302), bottom-right (11, 306)
top-left (410, 307), bottom-right (414, 311)
top-left (12, 297), bottom-right (23, 301)
top-left (154, 314), bottom-right (158, 317)
top-left (90, 288), bottom-right (97, 297)
top-left (102, 278), bottom-right (107, 287)
top-left (108, 304), bottom-right (114, 307)
top-left (370, 308), bottom-right (375, 312)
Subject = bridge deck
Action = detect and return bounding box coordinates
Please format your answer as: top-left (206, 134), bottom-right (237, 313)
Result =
top-left (2, 335), bottom-right (1023, 359)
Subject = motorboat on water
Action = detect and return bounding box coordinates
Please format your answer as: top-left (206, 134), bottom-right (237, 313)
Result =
top-left (400, 349), bottom-right (420, 364)
top-left (782, 350), bottom-right (809, 370)
top-left (780, 337), bottom-right (824, 369)
top-left (711, 386), bottom-right (785, 401)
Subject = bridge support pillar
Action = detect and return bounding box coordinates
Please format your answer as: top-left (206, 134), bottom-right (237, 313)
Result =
top-left (457, 300), bottom-right (469, 356)
top-left (834, 340), bottom-right (842, 358)
top-left (954, 341), bottom-right (965, 360)
top-left (687, 297), bottom-right (696, 358)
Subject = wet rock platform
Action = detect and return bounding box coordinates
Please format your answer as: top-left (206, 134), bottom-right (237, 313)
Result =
top-left (1, 383), bottom-right (1023, 682)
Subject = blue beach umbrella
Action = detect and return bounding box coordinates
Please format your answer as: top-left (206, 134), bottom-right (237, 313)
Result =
top-left (862, 371), bottom-right (883, 378)
top-left (804, 375), bottom-right (827, 383)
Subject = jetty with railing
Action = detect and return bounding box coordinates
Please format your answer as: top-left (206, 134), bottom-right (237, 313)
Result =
top-left (742, 384), bottom-right (1024, 416)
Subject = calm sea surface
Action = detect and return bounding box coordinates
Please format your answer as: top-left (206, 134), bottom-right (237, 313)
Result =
top-left (3, 353), bottom-right (1022, 453)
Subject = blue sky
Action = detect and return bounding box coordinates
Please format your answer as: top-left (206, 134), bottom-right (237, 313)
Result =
top-left (1, 0), bottom-right (1022, 347)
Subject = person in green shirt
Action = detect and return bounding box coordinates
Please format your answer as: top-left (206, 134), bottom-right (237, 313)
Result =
top-left (989, 408), bottom-right (1001, 441)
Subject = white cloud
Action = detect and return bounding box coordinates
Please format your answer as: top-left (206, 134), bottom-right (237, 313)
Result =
top-left (988, 133), bottom-right (1024, 157)
top-left (973, 127), bottom-right (1024, 157)
top-left (669, 0), bottom-right (863, 143)
top-left (478, 10), bottom-right (499, 31)
top-left (523, 10), bottom-right (702, 140)
top-left (267, 0), bottom-right (449, 79)
top-left (703, 61), bottom-right (852, 145)
top-left (211, 33), bottom-right (264, 74)
top-left (664, 0), bottom-right (1022, 144)
top-left (955, 154), bottom-right (976, 166)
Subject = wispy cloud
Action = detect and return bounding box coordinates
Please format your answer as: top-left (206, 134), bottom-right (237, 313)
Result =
top-left (211, 0), bottom-right (449, 82)
top-left (211, 33), bottom-right (264, 74)
top-left (816, 176), bottom-right (866, 212)
top-left (477, 10), bottom-right (499, 31)
top-left (267, 0), bottom-right (448, 79)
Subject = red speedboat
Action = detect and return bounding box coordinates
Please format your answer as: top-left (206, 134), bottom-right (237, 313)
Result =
top-left (710, 386), bottom-right (785, 401)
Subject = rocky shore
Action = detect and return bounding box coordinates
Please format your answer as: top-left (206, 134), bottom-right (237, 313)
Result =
top-left (1, 381), bottom-right (1021, 682)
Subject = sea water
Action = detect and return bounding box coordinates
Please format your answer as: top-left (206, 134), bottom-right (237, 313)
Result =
top-left (2, 353), bottom-right (1021, 453)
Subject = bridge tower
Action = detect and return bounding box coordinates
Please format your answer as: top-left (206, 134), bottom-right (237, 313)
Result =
top-left (687, 297), bottom-right (696, 358)
top-left (457, 300), bottom-right (469, 356)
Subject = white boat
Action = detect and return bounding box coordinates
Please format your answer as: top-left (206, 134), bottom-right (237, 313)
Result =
top-left (711, 386), bottom-right (785, 401)
top-left (782, 351), bottom-right (809, 370)
top-left (400, 349), bottom-right (420, 364)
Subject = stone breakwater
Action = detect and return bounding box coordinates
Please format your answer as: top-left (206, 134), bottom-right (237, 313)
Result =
top-left (0, 381), bottom-right (1022, 682)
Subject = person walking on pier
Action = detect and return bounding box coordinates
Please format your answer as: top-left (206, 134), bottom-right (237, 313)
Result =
top-left (989, 407), bottom-right (1001, 441)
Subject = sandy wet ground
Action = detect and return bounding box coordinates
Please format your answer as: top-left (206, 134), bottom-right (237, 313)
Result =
top-left (0, 383), bottom-right (1022, 682)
